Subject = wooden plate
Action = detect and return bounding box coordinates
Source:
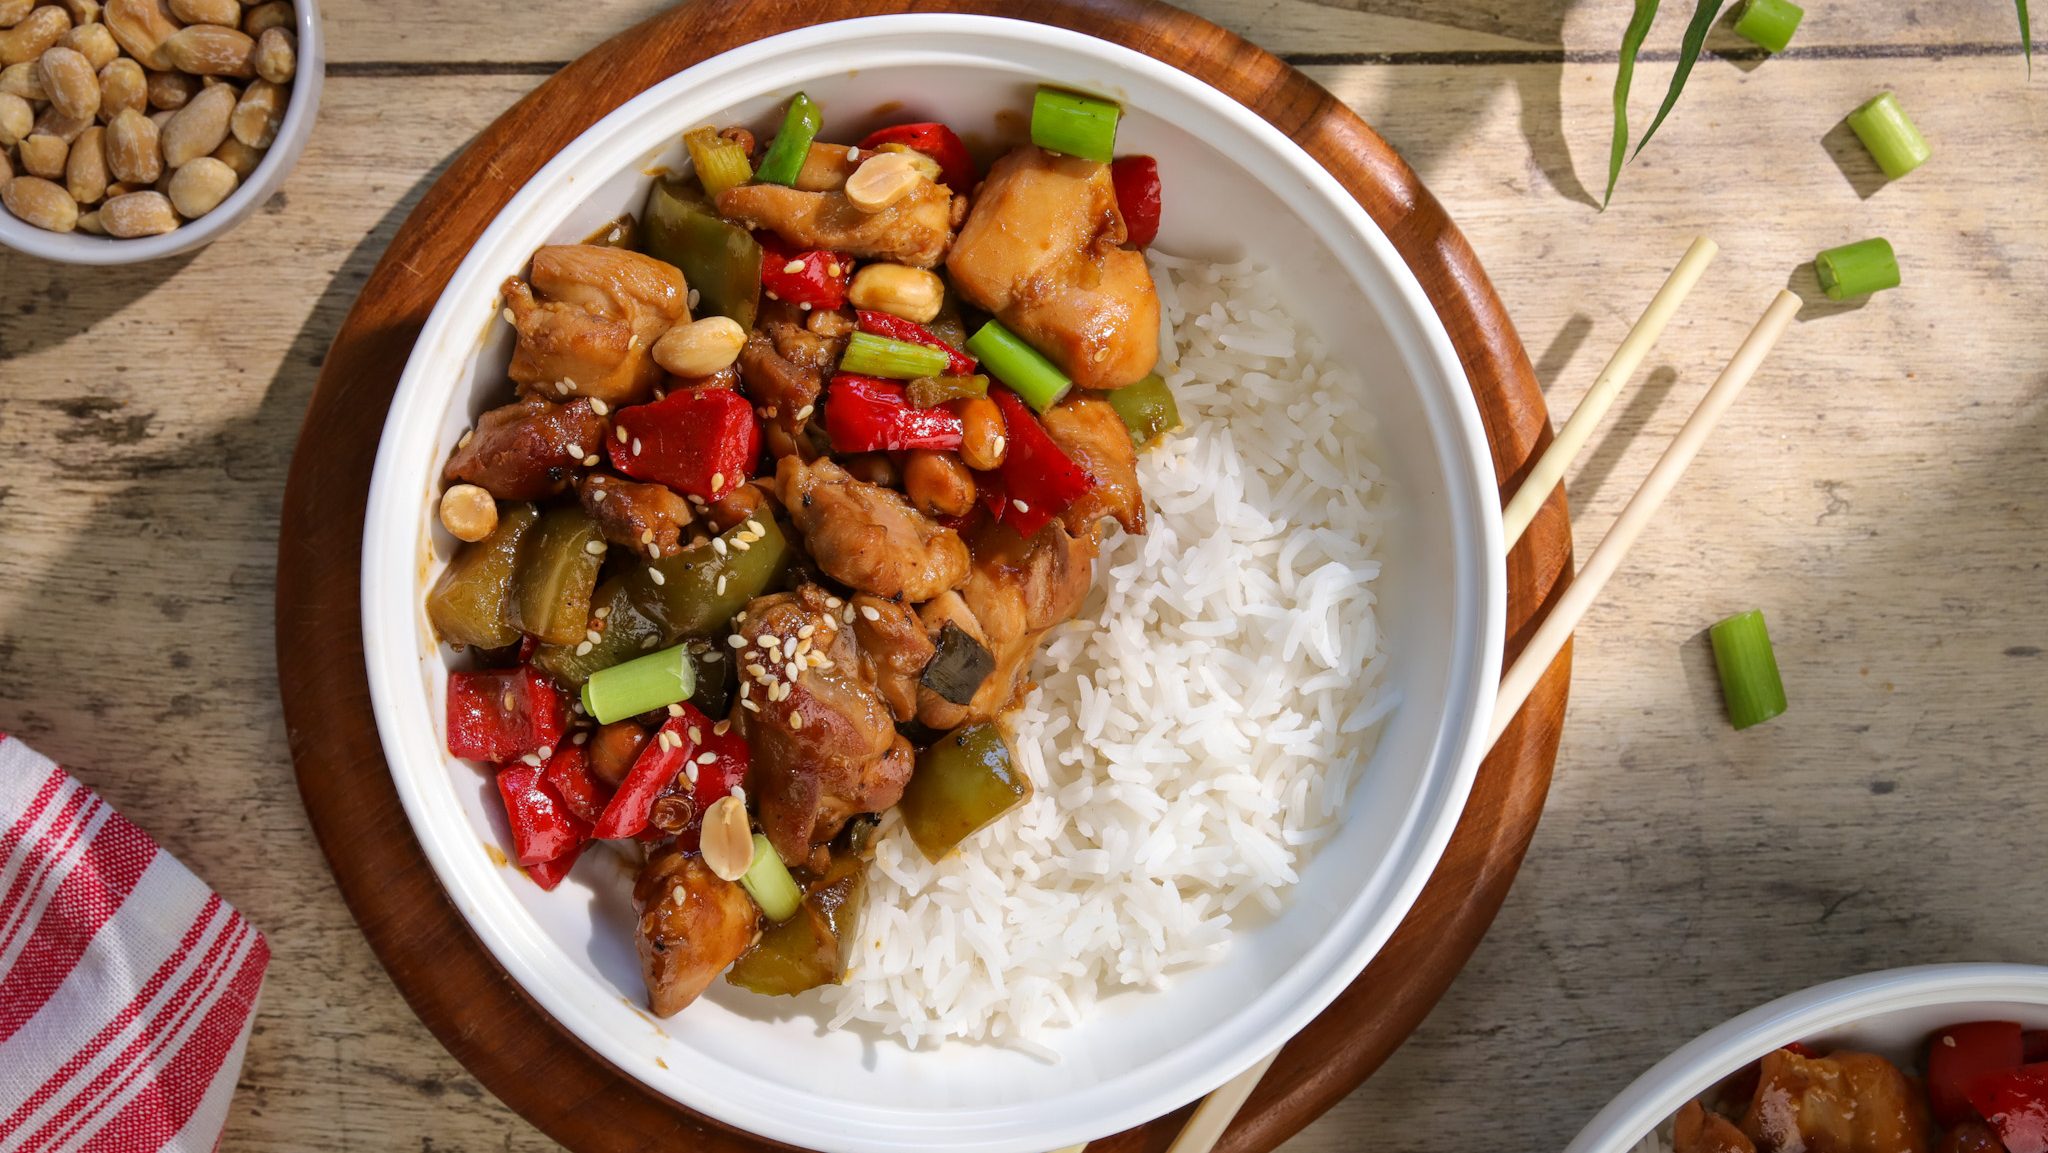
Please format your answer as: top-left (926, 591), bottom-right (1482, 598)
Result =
top-left (276, 2), bottom-right (1574, 1150)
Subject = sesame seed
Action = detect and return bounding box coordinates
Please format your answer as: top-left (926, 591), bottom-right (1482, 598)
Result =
top-left (716, 575), bottom-right (727, 596)
top-left (733, 538), bottom-right (751, 551)
top-left (566, 443), bottom-right (583, 459)
top-left (797, 637), bottom-right (813, 655)
top-left (860, 605), bottom-right (881, 622)
top-left (796, 404), bottom-right (814, 421)
top-left (696, 752), bottom-right (716, 765)
top-left (537, 745), bottom-right (554, 760)
top-left (1012, 499), bottom-right (1029, 513)
top-left (710, 471), bottom-right (724, 491)
top-left (712, 537), bottom-right (728, 556)
top-left (457, 429), bottom-right (475, 449)
top-left (595, 606), bottom-right (611, 619)
top-left (797, 624), bottom-right (815, 639)
top-left (746, 519), bottom-right (764, 535)
top-left (641, 636), bottom-right (659, 648)
top-left (501, 307), bottom-right (515, 324)
top-left (785, 661), bottom-right (801, 680)
top-left (684, 764), bottom-right (699, 786)
top-left (789, 712), bottom-right (804, 730)
top-left (727, 634), bottom-right (746, 648)
top-left (825, 595), bottom-right (842, 608)
top-left (640, 529), bottom-right (655, 544)
top-left (688, 726), bottom-right (702, 743)
top-left (591, 488), bottom-right (608, 503)
top-left (846, 146), bottom-right (860, 161)
top-left (702, 651), bottom-right (721, 663)
top-left (782, 259), bottom-right (806, 275)
top-left (650, 569), bottom-right (666, 586)
top-left (766, 290), bottom-right (780, 302)
top-left (714, 720), bottom-right (730, 736)
top-left (843, 607), bottom-right (856, 624)
top-left (1093, 346), bottom-right (1110, 362)
top-left (991, 435), bottom-right (1006, 456)
top-left (799, 302), bottom-right (812, 312)
top-left (826, 263), bottom-right (841, 277)
top-left (572, 731), bottom-right (589, 745)
top-left (584, 540), bottom-right (606, 555)
top-left (586, 629), bottom-right (602, 644)
top-left (501, 692), bottom-right (515, 710)
top-left (584, 455), bottom-right (599, 467)
top-left (647, 543), bottom-right (661, 559)
top-left (521, 753), bottom-right (542, 767)
top-left (739, 682), bottom-right (752, 699)
top-left (589, 398), bottom-right (609, 416)
top-left (616, 426), bottom-right (629, 442)
top-left (632, 437), bottom-right (643, 455)
top-left (556, 380), bottom-right (571, 395)
top-left (688, 288), bottom-right (700, 308)
top-left (747, 663), bottom-right (766, 679)
top-left (742, 699), bottom-right (761, 712)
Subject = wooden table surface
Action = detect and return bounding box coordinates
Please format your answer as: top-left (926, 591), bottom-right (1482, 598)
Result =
top-left (2, 2), bottom-right (2042, 1150)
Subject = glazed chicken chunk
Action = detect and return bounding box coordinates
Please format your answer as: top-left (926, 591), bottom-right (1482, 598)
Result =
top-left (777, 455), bottom-right (970, 602)
top-left (443, 396), bottom-right (606, 501)
top-left (578, 473), bottom-right (694, 557)
top-left (1042, 395), bottom-right (1145, 536)
top-left (1740, 1048), bottom-right (1933, 1153)
top-left (633, 847), bottom-right (760, 1017)
top-left (1675, 1101), bottom-right (1755, 1153)
top-left (916, 520), bottom-right (1098, 730)
top-left (739, 302), bottom-right (846, 460)
top-left (945, 146), bottom-right (1160, 390)
top-left (503, 244), bottom-right (690, 406)
top-left (718, 178), bottom-right (955, 268)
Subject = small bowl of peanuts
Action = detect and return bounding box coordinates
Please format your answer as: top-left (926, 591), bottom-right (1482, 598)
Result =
top-left (0, 0), bottom-right (321, 264)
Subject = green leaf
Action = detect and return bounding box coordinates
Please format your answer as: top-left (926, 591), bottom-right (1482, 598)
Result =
top-left (2019, 0), bottom-right (2034, 72)
top-left (1633, 0), bottom-right (1727, 161)
top-left (1605, 0), bottom-right (1663, 209)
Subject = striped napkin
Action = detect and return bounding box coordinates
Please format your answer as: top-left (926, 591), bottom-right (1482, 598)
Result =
top-left (0, 734), bottom-right (269, 1152)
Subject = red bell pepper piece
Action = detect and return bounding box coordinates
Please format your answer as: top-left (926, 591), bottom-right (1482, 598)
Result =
top-left (522, 842), bottom-right (585, 891)
top-left (856, 310), bottom-right (975, 376)
top-left (2027, 1032), bottom-right (2048, 1064)
top-left (758, 233), bottom-right (852, 309)
top-left (672, 720), bottom-right (749, 852)
top-left (542, 742), bottom-right (613, 825)
top-left (1110, 155), bottom-right (1161, 249)
top-left (1932, 1022), bottom-right (2028, 1126)
top-left (590, 702), bottom-right (749, 840)
top-left (609, 388), bottom-right (761, 502)
top-left (989, 387), bottom-right (1096, 537)
top-left (495, 762), bottom-right (590, 867)
top-left (825, 374), bottom-right (965, 453)
top-left (1967, 1062), bottom-right (2048, 1153)
top-left (857, 121), bottom-right (974, 192)
top-left (447, 667), bottom-right (566, 763)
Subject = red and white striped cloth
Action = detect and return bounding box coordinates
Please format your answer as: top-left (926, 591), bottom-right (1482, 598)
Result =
top-left (0, 734), bottom-right (269, 1153)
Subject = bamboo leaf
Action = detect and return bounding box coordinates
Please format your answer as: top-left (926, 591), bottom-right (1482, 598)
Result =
top-left (1605, 0), bottom-right (1663, 209)
top-left (1633, 0), bottom-right (1727, 161)
top-left (2019, 0), bottom-right (2033, 72)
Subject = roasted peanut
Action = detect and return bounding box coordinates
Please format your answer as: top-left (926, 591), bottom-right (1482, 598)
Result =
top-left (843, 150), bottom-right (926, 213)
top-left (147, 106), bottom-right (172, 130)
top-left (58, 23), bottom-right (120, 72)
top-left (34, 102), bottom-right (92, 142)
top-left (58, 0), bottom-right (103, 25)
top-left (103, 179), bottom-right (136, 196)
top-left (847, 263), bottom-right (944, 323)
top-left (18, 132), bottom-right (68, 178)
top-left (904, 450), bottom-right (977, 518)
top-left (2, 174), bottom-right (78, 231)
top-left (653, 316), bottom-right (748, 378)
top-left (98, 57), bottom-right (146, 119)
top-left (162, 25), bottom-right (253, 77)
top-left (145, 67), bottom-right (196, 109)
top-left (0, 90), bottom-right (28, 146)
top-left (699, 795), bottom-right (754, 882)
top-left (166, 151), bottom-right (232, 216)
top-left (65, 123), bottom-right (106, 202)
top-left (0, 149), bottom-right (11, 181)
top-left (227, 74), bottom-right (277, 147)
top-left (158, 77), bottom-right (230, 166)
top-left (249, 24), bottom-right (289, 82)
top-left (0, 0), bottom-right (33, 28)
top-left (0, 7), bottom-right (69, 69)
top-left (75, 207), bottom-right (107, 231)
top-left (957, 395), bottom-right (1008, 471)
top-left (0, 60), bottom-right (43, 100)
top-left (438, 484), bottom-right (499, 543)
top-left (209, 130), bottom-right (258, 175)
top-left (168, 0), bottom-right (239, 25)
top-left (99, 187), bottom-right (175, 235)
top-left (38, 45), bottom-right (100, 121)
top-left (103, 105), bottom-right (159, 182)
top-left (105, 0), bottom-right (179, 71)
top-left (240, 0), bottom-right (290, 37)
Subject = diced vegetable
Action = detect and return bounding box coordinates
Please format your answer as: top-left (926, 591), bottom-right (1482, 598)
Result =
top-left (727, 851), bottom-right (864, 996)
top-left (622, 514), bottom-right (793, 640)
top-left (427, 502), bottom-right (538, 650)
top-left (857, 310), bottom-right (975, 374)
top-left (582, 643), bottom-right (697, 725)
top-left (755, 92), bottom-right (822, 186)
top-left (1709, 610), bottom-right (1787, 729)
top-left (1815, 237), bottom-right (1901, 301)
top-left (840, 331), bottom-right (952, 379)
top-left (641, 178), bottom-right (762, 330)
top-left (682, 641), bottom-right (734, 720)
top-left (739, 833), bottom-right (803, 922)
top-left (542, 743), bottom-right (613, 825)
top-left (609, 388), bottom-right (761, 502)
top-left (495, 762), bottom-right (590, 867)
top-left (1109, 155), bottom-right (1161, 249)
top-left (582, 213), bottom-right (640, 250)
top-left (1930, 1021), bottom-right (2026, 1126)
top-left (1030, 87), bottom-right (1120, 163)
top-left (758, 233), bottom-right (852, 309)
top-left (446, 666), bottom-right (566, 764)
top-left (1847, 92), bottom-right (1932, 180)
top-left (906, 374), bottom-right (989, 409)
top-left (2029, 1031), bottom-right (2048, 1064)
top-left (1966, 1063), bottom-right (2048, 1153)
top-left (1103, 373), bottom-right (1181, 445)
top-left (521, 842), bottom-right (586, 890)
top-left (532, 577), bottom-right (665, 686)
top-left (920, 621), bottom-right (994, 705)
top-left (858, 121), bottom-right (974, 191)
top-left (899, 723), bottom-right (1031, 861)
top-left (989, 387), bottom-right (1097, 537)
top-left (672, 720), bottom-right (749, 851)
top-left (592, 701), bottom-right (720, 839)
top-left (966, 320), bottom-right (1073, 412)
top-left (825, 374), bottom-right (966, 453)
top-left (512, 505), bottom-right (605, 647)
top-left (684, 125), bottom-right (752, 198)
top-left (1732, 0), bottom-right (1805, 53)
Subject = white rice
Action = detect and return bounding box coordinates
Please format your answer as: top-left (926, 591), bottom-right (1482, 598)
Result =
top-left (817, 257), bottom-right (1394, 1050)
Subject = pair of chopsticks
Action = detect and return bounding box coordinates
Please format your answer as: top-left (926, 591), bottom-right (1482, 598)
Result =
top-left (1068, 238), bottom-right (1800, 1153)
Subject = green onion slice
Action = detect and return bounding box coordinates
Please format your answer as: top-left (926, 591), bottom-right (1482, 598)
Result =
top-left (1732, 0), bottom-right (1805, 53)
top-left (739, 834), bottom-right (803, 922)
top-left (839, 331), bottom-right (951, 380)
top-left (1030, 87), bottom-right (1121, 163)
top-left (965, 320), bottom-right (1072, 412)
top-left (1814, 237), bottom-right (1900, 301)
top-left (1846, 92), bottom-right (1931, 180)
top-left (906, 373), bottom-right (989, 409)
top-left (1709, 610), bottom-right (1787, 730)
top-left (1104, 373), bottom-right (1181, 445)
top-left (1604, 0), bottom-right (1661, 209)
top-left (684, 126), bottom-right (753, 199)
top-left (754, 92), bottom-right (821, 187)
top-left (580, 642), bottom-right (696, 724)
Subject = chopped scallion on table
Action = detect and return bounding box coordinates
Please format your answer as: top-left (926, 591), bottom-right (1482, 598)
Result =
top-left (965, 320), bottom-right (1073, 412)
top-left (683, 126), bottom-right (752, 198)
top-left (580, 643), bottom-right (696, 725)
top-left (1709, 610), bottom-right (1788, 730)
top-left (1732, 0), bottom-right (1805, 53)
top-left (1846, 92), bottom-right (1932, 180)
top-left (754, 92), bottom-right (821, 187)
top-left (1814, 237), bottom-right (1901, 301)
top-left (840, 331), bottom-right (952, 379)
top-left (739, 834), bottom-right (803, 922)
top-left (1030, 87), bottom-right (1121, 163)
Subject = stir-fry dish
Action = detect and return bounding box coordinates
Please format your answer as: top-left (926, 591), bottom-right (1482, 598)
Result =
top-left (427, 87), bottom-right (1181, 1016)
top-left (1656, 1022), bottom-right (2048, 1153)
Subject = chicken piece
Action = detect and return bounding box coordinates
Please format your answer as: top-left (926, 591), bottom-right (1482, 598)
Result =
top-left (795, 141), bottom-right (859, 191)
top-left (443, 396), bottom-right (605, 501)
top-left (848, 593), bottom-right (935, 721)
top-left (1740, 1048), bottom-right (1933, 1153)
top-left (1042, 395), bottom-right (1145, 536)
top-left (738, 302), bottom-right (842, 459)
top-left (777, 455), bottom-right (970, 601)
top-left (632, 847), bottom-right (759, 1017)
top-left (945, 146), bottom-right (1160, 390)
top-left (732, 585), bottom-right (916, 863)
top-left (1677, 1101), bottom-right (1757, 1153)
top-left (717, 179), bottom-right (955, 268)
top-left (673, 362), bottom-right (740, 393)
top-left (915, 520), bottom-right (1098, 729)
top-left (579, 474), bottom-right (693, 557)
top-left (503, 245), bottom-right (690, 405)
top-left (704, 479), bottom-right (772, 534)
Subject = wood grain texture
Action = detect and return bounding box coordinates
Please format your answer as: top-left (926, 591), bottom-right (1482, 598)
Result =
top-left (1, 1), bottom-right (2042, 1152)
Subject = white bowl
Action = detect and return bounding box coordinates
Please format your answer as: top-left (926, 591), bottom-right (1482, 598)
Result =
top-left (0, 1), bottom-right (323, 265)
top-left (1566, 964), bottom-right (2048, 1153)
top-left (360, 15), bottom-right (1504, 1152)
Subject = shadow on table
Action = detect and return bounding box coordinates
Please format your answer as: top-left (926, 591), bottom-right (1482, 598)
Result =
top-left (0, 251), bottom-right (199, 362)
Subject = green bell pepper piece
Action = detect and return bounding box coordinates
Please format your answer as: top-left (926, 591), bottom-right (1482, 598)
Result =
top-left (426, 502), bottom-right (537, 650)
top-left (898, 724), bottom-right (1030, 861)
top-left (513, 505), bottom-right (605, 647)
top-left (622, 514), bottom-right (793, 641)
top-left (641, 178), bottom-right (761, 331)
top-left (1103, 374), bottom-right (1181, 445)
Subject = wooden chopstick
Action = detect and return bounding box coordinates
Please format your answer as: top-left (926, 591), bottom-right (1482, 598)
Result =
top-left (1142, 286), bottom-right (1801, 1153)
top-left (1501, 237), bottom-right (1720, 550)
